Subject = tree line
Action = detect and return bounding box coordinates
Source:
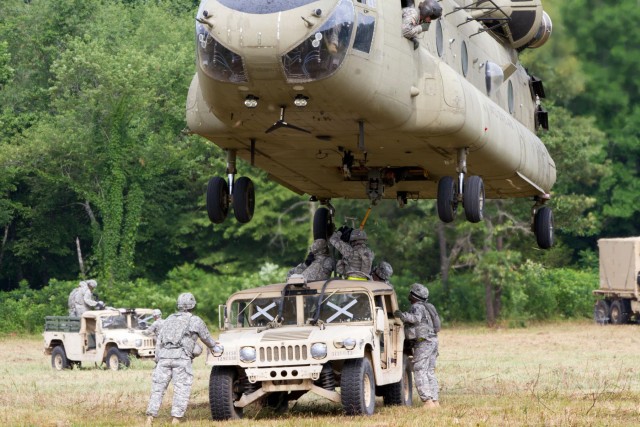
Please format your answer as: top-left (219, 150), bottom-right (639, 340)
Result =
top-left (0, 0), bottom-right (638, 327)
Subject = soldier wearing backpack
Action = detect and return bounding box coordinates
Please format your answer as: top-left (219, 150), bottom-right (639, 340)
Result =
top-left (394, 283), bottom-right (441, 409)
top-left (145, 293), bottom-right (218, 425)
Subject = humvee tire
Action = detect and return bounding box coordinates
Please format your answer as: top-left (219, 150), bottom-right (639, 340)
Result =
top-left (51, 346), bottom-right (70, 371)
top-left (341, 357), bottom-right (375, 416)
top-left (609, 299), bottom-right (629, 325)
top-left (594, 300), bottom-right (609, 324)
top-left (210, 366), bottom-right (242, 420)
top-left (381, 354), bottom-right (413, 406)
top-left (106, 347), bottom-right (130, 371)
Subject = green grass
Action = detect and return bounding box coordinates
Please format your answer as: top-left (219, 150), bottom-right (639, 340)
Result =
top-left (1, 321), bottom-right (639, 426)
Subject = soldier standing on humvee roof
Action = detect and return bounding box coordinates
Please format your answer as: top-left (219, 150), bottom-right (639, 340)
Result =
top-left (394, 283), bottom-right (441, 409)
top-left (145, 293), bottom-right (218, 425)
top-left (72, 279), bottom-right (103, 316)
top-left (287, 238), bottom-right (336, 282)
top-left (329, 227), bottom-right (375, 280)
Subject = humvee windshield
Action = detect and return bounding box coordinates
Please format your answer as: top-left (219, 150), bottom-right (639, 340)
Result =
top-left (229, 291), bottom-right (372, 328)
top-left (101, 314), bottom-right (128, 330)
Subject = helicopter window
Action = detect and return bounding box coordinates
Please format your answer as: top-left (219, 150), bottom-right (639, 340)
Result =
top-left (485, 61), bottom-right (504, 97)
top-left (282, 0), bottom-right (355, 83)
top-left (216, 0), bottom-right (317, 14)
top-left (353, 13), bottom-right (375, 54)
top-left (461, 41), bottom-right (468, 77)
top-left (436, 20), bottom-right (444, 57)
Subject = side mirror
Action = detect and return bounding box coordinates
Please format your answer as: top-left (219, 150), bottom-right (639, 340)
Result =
top-left (375, 307), bottom-right (385, 333)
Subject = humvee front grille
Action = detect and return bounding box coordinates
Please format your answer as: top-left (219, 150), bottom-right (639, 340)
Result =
top-left (259, 345), bottom-right (308, 362)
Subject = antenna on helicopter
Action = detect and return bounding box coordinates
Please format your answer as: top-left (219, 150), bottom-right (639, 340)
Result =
top-left (265, 106), bottom-right (310, 134)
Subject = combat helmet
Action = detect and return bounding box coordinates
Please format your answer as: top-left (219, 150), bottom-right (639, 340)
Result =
top-left (349, 229), bottom-right (367, 242)
top-left (86, 279), bottom-right (98, 289)
top-left (152, 309), bottom-right (162, 318)
top-left (177, 292), bottom-right (197, 311)
top-left (409, 283), bottom-right (429, 301)
top-left (374, 261), bottom-right (394, 281)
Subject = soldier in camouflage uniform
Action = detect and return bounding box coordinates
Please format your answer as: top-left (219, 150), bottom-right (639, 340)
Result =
top-left (372, 261), bottom-right (394, 284)
top-left (402, 0), bottom-right (443, 49)
top-left (287, 239), bottom-right (336, 282)
top-left (145, 293), bottom-right (218, 425)
top-left (67, 282), bottom-right (83, 316)
top-left (394, 283), bottom-right (441, 408)
top-left (329, 227), bottom-right (375, 280)
top-left (144, 309), bottom-right (165, 337)
top-left (73, 279), bottom-right (102, 316)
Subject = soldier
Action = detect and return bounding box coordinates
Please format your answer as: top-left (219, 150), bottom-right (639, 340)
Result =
top-left (402, 0), bottom-right (443, 49)
top-left (144, 309), bottom-right (164, 337)
top-left (145, 293), bottom-right (218, 425)
top-left (372, 261), bottom-right (394, 284)
top-left (329, 227), bottom-right (375, 280)
top-left (394, 283), bottom-right (441, 408)
top-left (287, 239), bottom-right (336, 282)
top-left (67, 282), bottom-right (83, 316)
top-left (73, 279), bottom-right (103, 316)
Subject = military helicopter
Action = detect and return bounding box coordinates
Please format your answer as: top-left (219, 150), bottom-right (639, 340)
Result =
top-left (186, 0), bottom-right (556, 249)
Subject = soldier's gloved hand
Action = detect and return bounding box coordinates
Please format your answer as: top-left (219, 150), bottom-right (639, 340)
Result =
top-left (341, 227), bottom-right (353, 242)
top-left (337, 225), bottom-right (348, 234)
top-left (304, 252), bottom-right (315, 266)
top-left (420, 22), bottom-right (430, 32)
top-left (394, 310), bottom-right (403, 318)
top-left (96, 301), bottom-right (105, 310)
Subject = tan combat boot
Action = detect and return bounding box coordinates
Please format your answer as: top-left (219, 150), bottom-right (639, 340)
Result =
top-left (433, 400), bottom-right (441, 408)
top-left (145, 415), bottom-right (154, 426)
top-left (424, 400), bottom-right (437, 409)
top-left (171, 417), bottom-right (182, 425)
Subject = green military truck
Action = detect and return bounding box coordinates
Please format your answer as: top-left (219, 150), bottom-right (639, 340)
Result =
top-left (206, 275), bottom-right (412, 419)
top-left (44, 308), bottom-right (157, 370)
top-left (593, 237), bottom-right (640, 324)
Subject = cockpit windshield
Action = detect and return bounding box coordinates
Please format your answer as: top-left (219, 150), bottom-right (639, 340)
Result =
top-left (216, 0), bottom-right (319, 14)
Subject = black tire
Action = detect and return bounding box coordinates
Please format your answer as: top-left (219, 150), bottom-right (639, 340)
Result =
top-left (609, 300), bottom-right (629, 325)
top-left (437, 176), bottom-right (457, 223)
top-left (534, 206), bottom-right (554, 249)
top-left (206, 177), bottom-right (229, 224)
top-left (210, 366), bottom-right (243, 420)
top-left (463, 175), bottom-right (485, 223)
top-left (51, 346), bottom-right (70, 371)
top-left (106, 348), bottom-right (130, 371)
top-left (381, 354), bottom-right (413, 406)
top-left (313, 207), bottom-right (334, 240)
top-left (594, 300), bottom-right (610, 325)
top-left (341, 357), bottom-right (376, 416)
top-left (233, 177), bottom-right (255, 224)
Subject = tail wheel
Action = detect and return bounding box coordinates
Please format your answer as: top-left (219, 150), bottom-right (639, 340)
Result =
top-left (210, 366), bottom-right (243, 420)
top-left (437, 176), bottom-right (457, 223)
top-left (341, 357), bottom-right (376, 416)
top-left (463, 175), bottom-right (485, 223)
top-left (51, 346), bottom-right (70, 371)
top-left (313, 207), bottom-right (334, 240)
top-left (534, 206), bottom-right (554, 249)
top-left (206, 177), bottom-right (229, 224)
top-left (233, 177), bottom-right (255, 224)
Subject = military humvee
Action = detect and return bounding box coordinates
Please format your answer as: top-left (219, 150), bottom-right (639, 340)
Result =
top-left (43, 308), bottom-right (157, 370)
top-left (207, 275), bottom-right (412, 419)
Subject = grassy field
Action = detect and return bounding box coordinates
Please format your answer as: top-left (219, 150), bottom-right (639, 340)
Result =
top-left (1, 321), bottom-right (638, 426)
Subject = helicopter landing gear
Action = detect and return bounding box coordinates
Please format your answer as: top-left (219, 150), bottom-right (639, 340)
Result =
top-left (313, 200), bottom-right (336, 240)
top-left (206, 149), bottom-right (255, 225)
top-left (436, 148), bottom-right (484, 223)
top-left (532, 196), bottom-right (554, 249)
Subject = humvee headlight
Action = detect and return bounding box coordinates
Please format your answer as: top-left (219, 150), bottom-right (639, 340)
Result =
top-left (212, 343), bottom-right (224, 357)
top-left (311, 342), bottom-right (328, 359)
top-left (135, 339), bottom-right (142, 347)
top-left (121, 338), bottom-right (128, 345)
top-left (343, 338), bottom-right (357, 350)
top-left (239, 346), bottom-right (256, 363)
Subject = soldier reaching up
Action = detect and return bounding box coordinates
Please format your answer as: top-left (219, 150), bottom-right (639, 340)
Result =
top-left (402, 0), bottom-right (443, 50)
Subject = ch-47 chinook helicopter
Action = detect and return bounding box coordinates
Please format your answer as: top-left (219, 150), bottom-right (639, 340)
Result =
top-left (186, 0), bottom-right (556, 249)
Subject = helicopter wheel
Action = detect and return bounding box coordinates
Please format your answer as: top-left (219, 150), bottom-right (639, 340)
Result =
top-left (463, 175), bottom-right (485, 223)
top-left (233, 177), bottom-right (255, 224)
top-left (534, 206), bottom-right (554, 249)
top-left (437, 176), bottom-right (457, 223)
top-left (313, 206), bottom-right (334, 240)
top-left (206, 177), bottom-right (230, 224)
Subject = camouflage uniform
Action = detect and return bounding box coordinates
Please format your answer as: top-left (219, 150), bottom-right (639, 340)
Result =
top-left (67, 285), bottom-right (82, 316)
top-left (396, 283), bottom-right (440, 403)
top-left (146, 293), bottom-right (216, 422)
top-left (402, 1), bottom-right (443, 43)
top-left (73, 280), bottom-right (99, 316)
top-left (287, 239), bottom-right (336, 282)
top-left (329, 229), bottom-right (374, 279)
